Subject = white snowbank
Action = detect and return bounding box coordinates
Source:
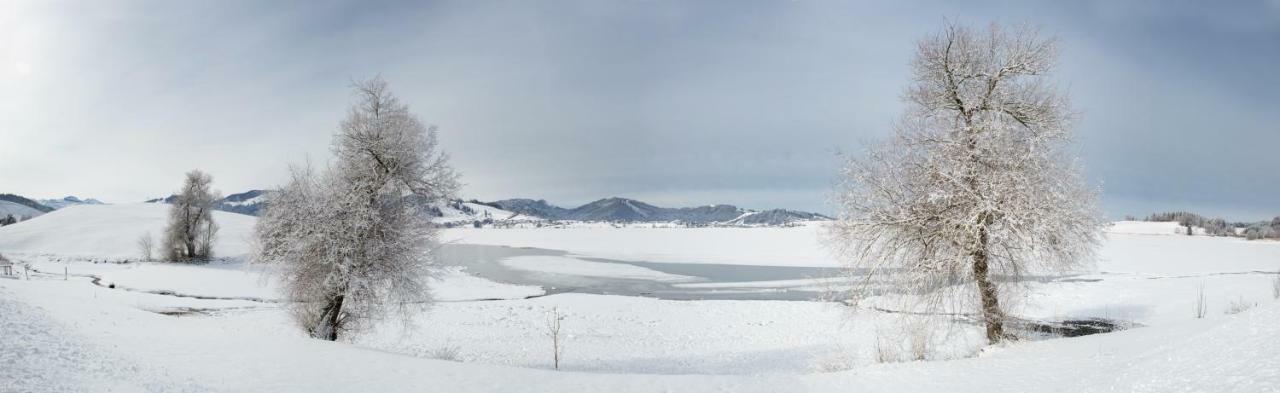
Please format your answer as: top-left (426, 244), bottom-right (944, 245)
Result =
top-left (431, 266), bottom-right (545, 301)
top-left (1099, 232), bottom-right (1280, 275)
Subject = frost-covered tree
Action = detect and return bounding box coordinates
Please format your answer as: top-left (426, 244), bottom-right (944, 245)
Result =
top-left (830, 23), bottom-right (1104, 344)
top-left (163, 170), bottom-right (220, 261)
top-left (254, 77), bottom-right (460, 341)
top-left (138, 232), bottom-right (155, 262)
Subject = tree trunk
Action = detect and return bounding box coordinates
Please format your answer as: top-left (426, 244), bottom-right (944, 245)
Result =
top-left (315, 293), bottom-right (345, 341)
top-left (971, 222), bottom-right (1005, 344)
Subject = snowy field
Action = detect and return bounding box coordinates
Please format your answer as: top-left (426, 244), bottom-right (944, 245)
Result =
top-left (2, 205), bottom-right (1279, 392)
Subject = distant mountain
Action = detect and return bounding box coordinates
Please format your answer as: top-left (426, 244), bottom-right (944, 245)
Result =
top-left (143, 190), bottom-right (830, 226)
top-left (39, 196), bottom-right (106, 210)
top-left (216, 190), bottom-right (267, 216)
top-left (482, 197), bottom-right (830, 225)
top-left (147, 190), bottom-right (268, 216)
top-left (0, 194), bottom-right (54, 223)
top-left (0, 194), bottom-right (55, 214)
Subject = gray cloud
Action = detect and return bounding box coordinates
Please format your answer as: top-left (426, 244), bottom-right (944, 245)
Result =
top-left (2, 0), bottom-right (1276, 220)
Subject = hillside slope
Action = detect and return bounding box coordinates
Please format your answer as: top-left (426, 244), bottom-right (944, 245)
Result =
top-left (0, 203), bottom-right (256, 259)
top-left (0, 194), bottom-right (54, 220)
top-left (0, 200), bottom-right (46, 219)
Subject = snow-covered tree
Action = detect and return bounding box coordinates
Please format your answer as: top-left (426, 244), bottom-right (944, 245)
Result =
top-left (830, 23), bottom-right (1104, 344)
top-left (254, 77), bottom-right (460, 341)
top-left (138, 232), bottom-right (154, 262)
top-left (163, 170), bottom-right (220, 261)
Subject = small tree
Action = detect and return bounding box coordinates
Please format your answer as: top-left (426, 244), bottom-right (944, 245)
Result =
top-left (1195, 283), bottom-right (1208, 319)
top-left (162, 170), bottom-right (220, 261)
top-left (830, 23), bottom-right (1104, 344)
top-left (137, 232), bottom-right (154, 262)
top-left (545, 307), bottom-right (565, 370)
top-left (255, 77), bottom-right (460, 341)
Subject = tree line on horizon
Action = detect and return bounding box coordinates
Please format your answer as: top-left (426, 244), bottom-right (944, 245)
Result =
top-left (1137, 211), bottom-right (1280, 240)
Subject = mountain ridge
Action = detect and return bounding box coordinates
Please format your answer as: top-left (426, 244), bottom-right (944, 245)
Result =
top-left (144, 189), bottom-right (830, 226)
top-left (482, 197), bottom-right (830, 225)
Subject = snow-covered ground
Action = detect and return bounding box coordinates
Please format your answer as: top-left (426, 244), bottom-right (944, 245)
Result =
top-left (1, 205), bottom-right (1278, 392)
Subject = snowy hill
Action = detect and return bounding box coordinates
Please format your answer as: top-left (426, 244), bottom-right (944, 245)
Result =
top-left (39, 196), bottom-right (106, 210)
top-left (1107, 220), bottom-right (1207, 236)
top-left (428, 199), bottom-right (534, 225)
top-left (0, 193), bottom-right (54, 220)
top-left (0, 200), bottom-right (47, 220)
top-left (484, 197), bottom-right (831, 225)
top-left (481, 198), bottom-right (571, 219)
top-left (0, 203), bottom-right (256, 260)
top-left (216, 189), bottom-right (268, 216)
top-left (728, 209), bottom-right (832, 226)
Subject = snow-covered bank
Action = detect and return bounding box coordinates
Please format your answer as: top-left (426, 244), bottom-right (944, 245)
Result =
top-left (2, 274), bottom-right (1277, 392)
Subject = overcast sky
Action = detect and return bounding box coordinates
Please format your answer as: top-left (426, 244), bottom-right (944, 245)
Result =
top-left (2, 1), bottom-right (1277, 220)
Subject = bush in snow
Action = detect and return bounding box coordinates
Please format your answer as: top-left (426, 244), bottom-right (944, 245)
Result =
top-left (429, 345), bottom-right (463, 362)
top-left (162, 170), bottom-right (220, 262)
top-left (254, 77), bottom-right (460, 341)
top-left (829, 23), bottom-right (1104, 345)
top-left (1224, 297), bottom-right (1255, 315)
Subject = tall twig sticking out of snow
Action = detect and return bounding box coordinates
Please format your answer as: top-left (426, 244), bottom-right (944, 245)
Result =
top-left (545, 307), bottom-right (565, 370)
top-left (1272, 270), bottom-right (1280, 300)
top-left (1195, 283), bottom-right (1207, 319)
top-left (253, 77), bottom-right (460, 341)
top-left (828, 22), bottom-right (1104, 345)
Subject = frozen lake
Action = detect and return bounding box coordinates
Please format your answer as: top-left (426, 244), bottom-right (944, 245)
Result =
top-left (439, 244), bottom-right (843, 301)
